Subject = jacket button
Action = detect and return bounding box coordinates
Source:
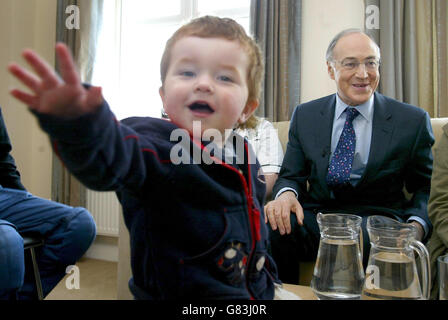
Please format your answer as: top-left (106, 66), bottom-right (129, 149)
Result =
top-left (224, 248), bottom-right (237, 259)
top-left (256, 256), bottom-right (265, 271)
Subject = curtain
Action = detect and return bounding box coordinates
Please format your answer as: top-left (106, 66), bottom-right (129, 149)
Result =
top-left (53, 0), bottom-right (104, 206)
top-left (250, 0), bottom-right (302, 122)
top-left (365, 0), bottom-right (447, 118)
top-left (433, 0), bottom-right (448, 118)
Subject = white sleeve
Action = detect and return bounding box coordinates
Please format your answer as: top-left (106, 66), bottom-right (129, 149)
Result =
top-left (253, 119), bottom-right (284, 174)
top-left (275, 187), bottom-right (298, 199)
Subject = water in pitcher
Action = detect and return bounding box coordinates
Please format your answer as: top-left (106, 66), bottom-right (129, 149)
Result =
top-left (311, 238), bottom-right (364, 300)
top-left (361, 252), bottom-right (422, 300)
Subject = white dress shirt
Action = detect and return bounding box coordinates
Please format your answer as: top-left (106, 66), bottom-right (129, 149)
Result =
top-left (235, 119), bottom-right (284, 175)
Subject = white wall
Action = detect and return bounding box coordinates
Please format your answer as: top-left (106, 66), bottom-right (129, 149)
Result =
top-left (0, 0), bottom-right (57, 199)
top-left (301, 0), bottom-right (365, 104)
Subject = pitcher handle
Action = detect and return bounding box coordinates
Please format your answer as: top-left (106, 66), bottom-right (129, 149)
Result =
top-left (358, 227), bottom-right (363, 261)
top-left (410, 240), bottom-right (431, 300)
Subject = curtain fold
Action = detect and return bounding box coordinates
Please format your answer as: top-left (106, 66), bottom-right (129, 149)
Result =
top-left (250, 0), bottom-right (301, 122)
top-left (53, 0), bottom-right (104, 206)
top-left (365, 0), bottom-right (447, 118)
top-left (434, 0), bottom-right (448, 117)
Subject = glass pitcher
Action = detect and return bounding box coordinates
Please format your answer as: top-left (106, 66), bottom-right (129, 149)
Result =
top-left (310, 213), bottom-right (365, 300)
top-left (361, 215), bottom-right (430, 300)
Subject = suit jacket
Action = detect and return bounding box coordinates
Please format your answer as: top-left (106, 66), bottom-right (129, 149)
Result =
top-left (273, 92), bottom-right (434, 240)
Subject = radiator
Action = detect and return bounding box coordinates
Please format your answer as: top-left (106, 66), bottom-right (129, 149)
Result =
top-left (86, 190), bottom-right (121, 236)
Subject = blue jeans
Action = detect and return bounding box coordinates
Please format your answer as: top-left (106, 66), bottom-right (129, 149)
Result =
top-left (0, 187), bottom-right (96, 300)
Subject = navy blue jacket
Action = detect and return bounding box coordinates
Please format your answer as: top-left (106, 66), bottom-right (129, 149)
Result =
top-left (0, 107), bottom-right (25, 191)
top-left (36, 102), bottom-right (279, 300)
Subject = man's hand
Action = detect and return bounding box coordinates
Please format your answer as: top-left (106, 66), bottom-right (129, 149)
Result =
top-left (8, 43), bottom-right (103, 118)
top-left (264, 191), bottom-right (304, 235)
top-left (409, 221), bottom-right (424, 242)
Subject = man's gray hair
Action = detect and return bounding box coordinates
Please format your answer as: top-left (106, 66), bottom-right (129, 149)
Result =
top-left (325, 28), bottom-right (381, 62)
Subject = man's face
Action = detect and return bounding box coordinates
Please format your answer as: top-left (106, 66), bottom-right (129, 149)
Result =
top-left (159, 36), bottom-right (257, 144)
top-left (327, 33), bottom-right (380, 106)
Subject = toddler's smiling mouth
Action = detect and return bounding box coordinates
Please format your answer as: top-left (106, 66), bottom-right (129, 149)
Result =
top-left (188, 102), bottom-right (215, 114)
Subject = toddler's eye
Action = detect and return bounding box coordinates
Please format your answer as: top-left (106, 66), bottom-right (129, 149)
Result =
top-left (218, 75), bottom-right (233, 82)
top-left (180, 71), bottom-right (195, 77)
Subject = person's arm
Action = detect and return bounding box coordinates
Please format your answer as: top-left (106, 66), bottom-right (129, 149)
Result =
top-left (428, 127), bottom-right (448, 247)
top-left (7, 43), bottom-right (161, 192)
top-left (253, 120), bottom-right (283, 199)
top-left (264, 109), bottom-right (309, 234)
top-left (403, 112), bottom-right (434, 242)
top-left (0, 108), bottom-right (26, 190)
top-left (271, 107), bottom-right (308, 201)
top-left (264, 173), bottom-right (278, 200)
top-left (36, 103), bottom-right (157, 192)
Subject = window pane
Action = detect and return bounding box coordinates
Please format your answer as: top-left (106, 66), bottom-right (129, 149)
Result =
top-left (123, 0), bottom-right (181, 20)
top-left (236, 17), bottom-right (250, 36)
top-left (91, 1), bottom-right (121, 115)
top-left (197, 0), bottom-right (250, 14)
top-left (118, 23), bottom-right (179, 119)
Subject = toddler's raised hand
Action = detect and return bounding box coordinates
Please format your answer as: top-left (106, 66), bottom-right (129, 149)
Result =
top-left (8, 42), bottom-right (103, 118)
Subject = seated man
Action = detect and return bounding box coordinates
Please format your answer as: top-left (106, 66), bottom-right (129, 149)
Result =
top-left (427, 123), bottom-right (448, 299)
top-left (264, 28), bottom-right (434, 284)
top-left (0, 107), bottom-right (96, 300)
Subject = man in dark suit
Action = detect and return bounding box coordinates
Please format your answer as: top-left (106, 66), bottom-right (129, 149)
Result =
top-left (265, 29), bottom-right (434, 284)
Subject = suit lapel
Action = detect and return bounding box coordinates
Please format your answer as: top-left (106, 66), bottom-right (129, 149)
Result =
top-left (357, 93), bottom-right (394, 186)
top-left (315, 95), bottom-right (336, 196)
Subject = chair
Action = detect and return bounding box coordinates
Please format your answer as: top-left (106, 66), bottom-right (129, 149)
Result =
top-left (22, 235), bottom-right (44, 300)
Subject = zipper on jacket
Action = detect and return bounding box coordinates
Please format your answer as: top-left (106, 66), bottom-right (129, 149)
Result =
top-left (219, 143), bottom-right (261, 300)
top-left (192, 138), bottom-right (261, 299)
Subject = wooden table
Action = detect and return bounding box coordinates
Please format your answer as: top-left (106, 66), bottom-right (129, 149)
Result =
top-left (282, 283), bottom-right (317, 300)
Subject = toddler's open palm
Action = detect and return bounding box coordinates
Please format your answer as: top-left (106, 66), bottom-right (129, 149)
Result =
top-left (8, 43), bottom-right (103, 118)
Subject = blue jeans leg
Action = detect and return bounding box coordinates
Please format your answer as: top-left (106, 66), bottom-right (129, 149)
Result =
top-left (0, 220), bottom-right (24, 299)
top-left (0, 187), bottom-right (96, 300)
